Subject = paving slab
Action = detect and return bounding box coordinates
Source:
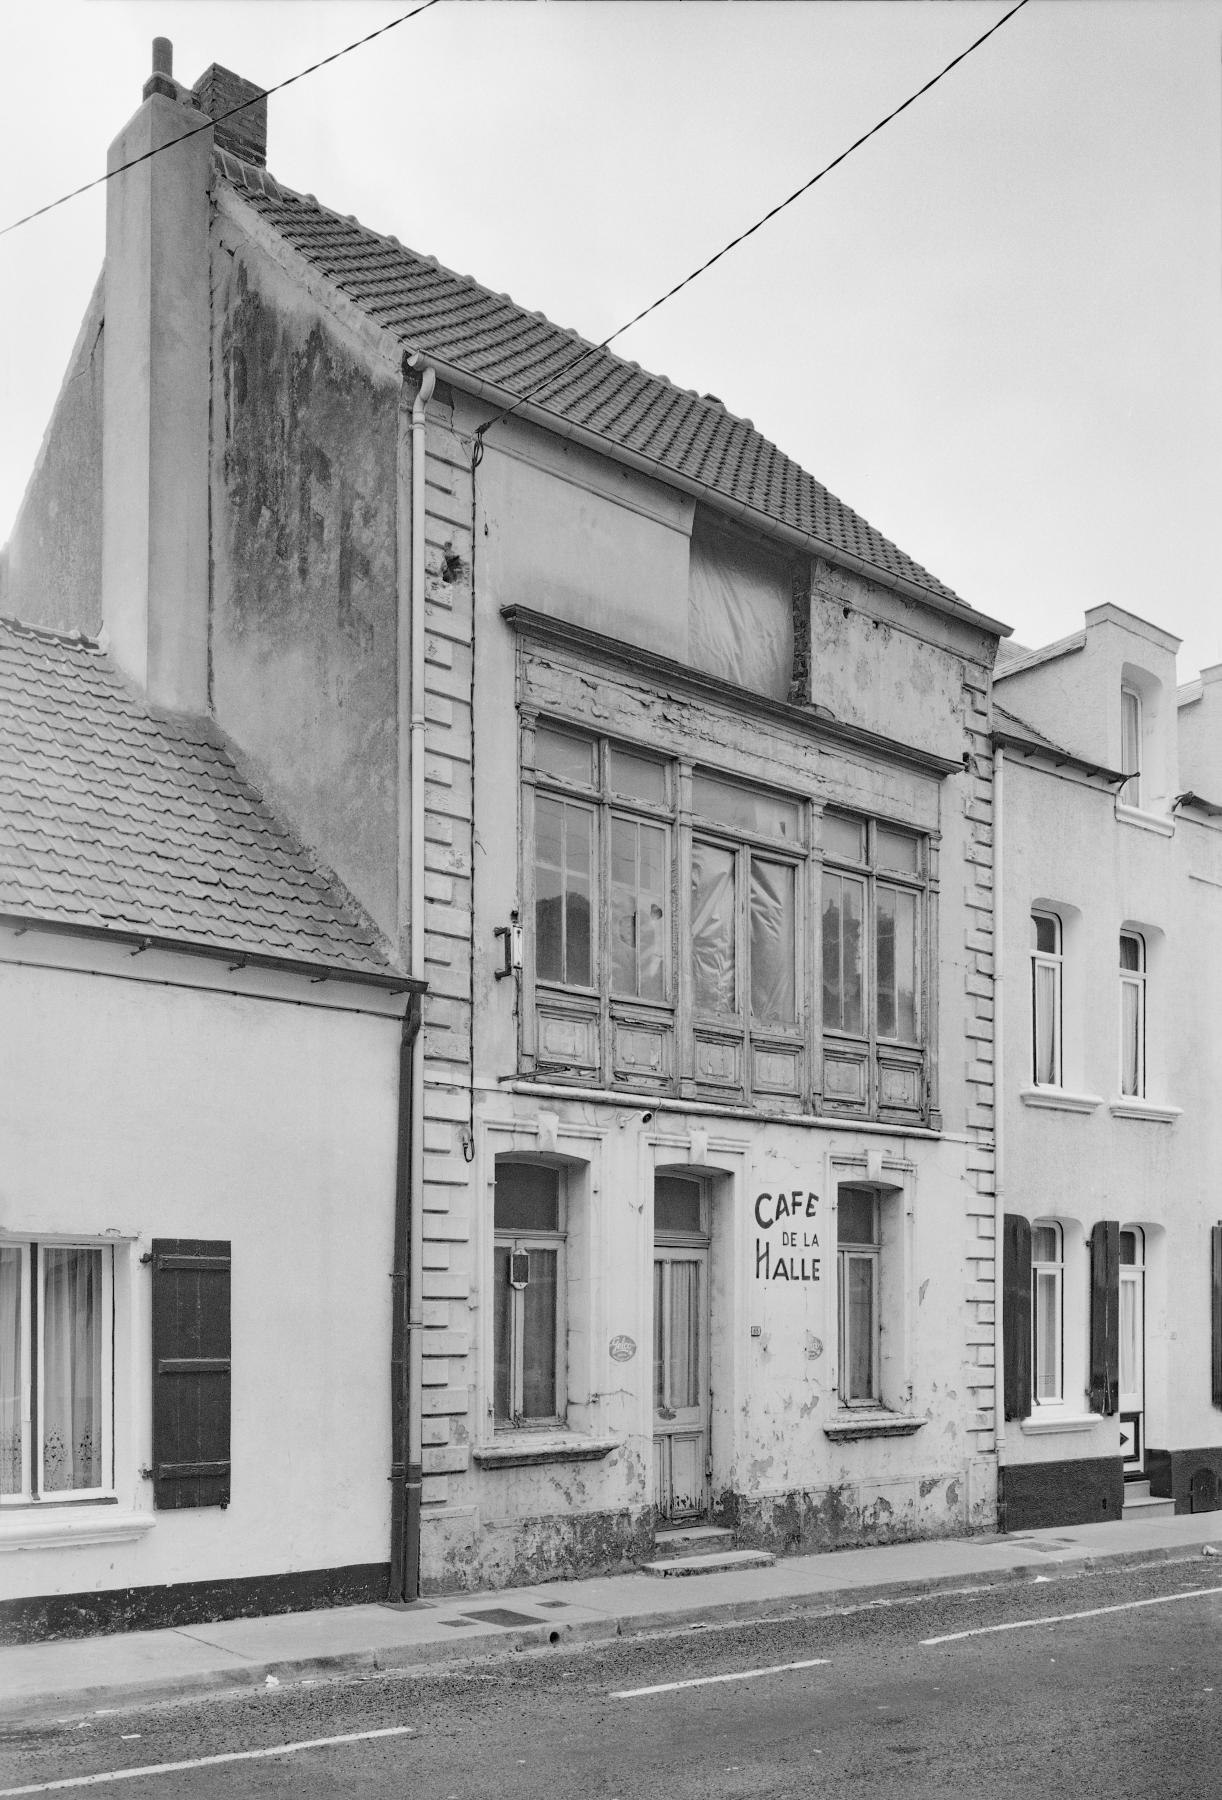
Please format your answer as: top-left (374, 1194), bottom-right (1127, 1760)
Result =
top-left (3, 1512), bottom-right (1221, 1725)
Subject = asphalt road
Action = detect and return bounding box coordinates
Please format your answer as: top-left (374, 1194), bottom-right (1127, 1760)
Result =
top-left (2, 1557), bottom-right (1221, 1797)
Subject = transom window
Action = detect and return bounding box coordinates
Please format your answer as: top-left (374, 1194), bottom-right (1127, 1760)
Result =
top-left (492, 1164), bottom-right (565, 1429)
top-left (526, 720), bottom-right (931, 1120)
top-left (1, 1242), bottom-right (113, 1503)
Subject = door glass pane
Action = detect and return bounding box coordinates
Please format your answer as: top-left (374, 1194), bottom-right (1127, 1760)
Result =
top-left (495, 1165), bottom-right (559, 1233)
top-left (845, 1255), bottom-right (875, 1401)
top-left (653, 1260), bottom-right (665, 1410)
top-left (822, 873), bottom-right (864, 1034)
top-left (691, 842), bottom-right (737, 1014)
top-left (655, 1177), bottom-right (703, 1236)
top-left (750, 859), bottom-right (796, 1024)
top-left (611, 816), bottom-right (667, 1001)
top-left (521, 1249), bottom-right (557, 1419)
top-left (493, 1247), bottom-right (512, 1423)
top-left (838, 1188), bottom-right (877, 1247)
top-left (668, 1261), bottom-right (701, 1411)
top-left (1119, 1279), bottom-right (1138, 1397)
top-left (0, 1248), bottom-right (22, 1496)
top-left (41, 1247), bottom-right (102, 1492)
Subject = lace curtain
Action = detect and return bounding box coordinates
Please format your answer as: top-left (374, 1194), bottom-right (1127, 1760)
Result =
top-left (0, 1247), bottom-right (21, 1496)
top-left (41, 1248), bottom-right (102, 1492)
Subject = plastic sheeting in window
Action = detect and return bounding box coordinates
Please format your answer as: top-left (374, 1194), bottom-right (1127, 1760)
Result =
top-left (687, 513), bottom-right (793, 701)
top-left (611, 816), bottom-right (668, 1000)
top-left (691, 841), bottom-right (736, 1014)
top-left (749, 858), bottom-right (796, 1024)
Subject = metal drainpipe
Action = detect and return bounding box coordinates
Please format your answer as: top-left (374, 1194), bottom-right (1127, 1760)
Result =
top-left (993, 746), bottom-right (1006, 1470)
top-left (392, 354), bottom-right (436, 1601)
top-left (389, 990), bottom-right (423, 1601)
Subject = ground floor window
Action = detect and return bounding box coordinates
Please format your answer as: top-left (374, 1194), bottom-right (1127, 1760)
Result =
top-left (1032, 1221), bottom-right (1064, 1404)
top-left (1, 1242), bottom-right (112, 1501)
top-left (493, 1164), bottom-right (565, 1427)
top-left (837, 1187), bottom-right (880, 1405)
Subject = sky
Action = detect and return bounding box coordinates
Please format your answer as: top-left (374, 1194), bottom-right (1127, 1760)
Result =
top-left (1, 0), bottom-right (1219, 678)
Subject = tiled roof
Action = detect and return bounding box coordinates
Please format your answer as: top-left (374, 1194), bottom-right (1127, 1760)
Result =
top-left (0, 616), bottom-right (399, 981)
top-left (216, 151), bottom-right (974, 617)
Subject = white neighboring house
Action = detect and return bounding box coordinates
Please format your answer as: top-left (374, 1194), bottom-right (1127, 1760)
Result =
top-left (994, 604), bottom-right (1222, 1528)
top-left (0, 616), bottom-right (420, 1641)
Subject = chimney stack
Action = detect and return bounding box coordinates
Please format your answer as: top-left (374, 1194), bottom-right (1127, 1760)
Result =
top-left (191, 63), bottom-right (267, 168)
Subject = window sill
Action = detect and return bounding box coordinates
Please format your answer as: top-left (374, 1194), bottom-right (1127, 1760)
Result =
top-left (1019, 1412), bottom-right (1105, 1436)
top-left (0, 1505), bottom-right (155, 1552)
top-left (1115, 803), bottom-right (1174, 837)
top-left (473, 1435), bottom-right (618, 1471)
top-left (1019, 1086), bottom-right (1102, 1115)
top-left (823, 1413), bottom-right (926, 1443)
top-left (1108, 1097), bottom-right (1182, 1124)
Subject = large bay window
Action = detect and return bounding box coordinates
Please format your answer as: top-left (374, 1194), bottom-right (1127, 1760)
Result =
top-left (1, 1242), bottom-right (112, 1503)
top-left (525, 719), bottom-right (930, 1120)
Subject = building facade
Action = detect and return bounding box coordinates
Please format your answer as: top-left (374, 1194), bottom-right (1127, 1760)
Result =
top-left (994, 604), bottom-right (1222, 1529)
top-left (1, 46), bottom-right (1018, 1614)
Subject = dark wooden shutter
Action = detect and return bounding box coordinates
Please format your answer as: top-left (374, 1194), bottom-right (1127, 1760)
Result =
top-left (1212, 1226), bottom-right (1222, 1409)
top-left (151, 1240), bottom-right (231, 1509)
top-left (1002, 1213), bottom-right (1032, 1422)
top-left (1089, 1220), bottom-right (1120, 1417)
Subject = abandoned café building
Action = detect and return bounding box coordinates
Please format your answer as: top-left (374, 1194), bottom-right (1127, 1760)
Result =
top-left (3, 44), bottom-right (1026, 1631)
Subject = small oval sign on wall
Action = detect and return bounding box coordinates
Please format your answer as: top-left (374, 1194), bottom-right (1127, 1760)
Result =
top-left (609, 1334), bottom-right (637, 1363)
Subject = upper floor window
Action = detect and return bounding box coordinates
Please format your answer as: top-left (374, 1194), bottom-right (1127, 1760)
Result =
top-left (1119, 932), bottom-right (1146, 1097)
top-left (1031, 911), bottom-right (1062, 1087)
top-left (525, 721), bottom-right (930, 1120)
top-left (1120, 686), bottom-right (1142, 808)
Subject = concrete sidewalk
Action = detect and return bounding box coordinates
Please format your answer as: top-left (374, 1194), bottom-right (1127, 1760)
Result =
top-left (3, 1512), bottom-right (1221, 1724)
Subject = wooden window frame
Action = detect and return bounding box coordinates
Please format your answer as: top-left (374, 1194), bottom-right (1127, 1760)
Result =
top-left (837, 1189), bottom-right (881, 1408)
top-left (1031, 1220), bottom-right (1064, 1406)
top-left (492, 1165), bottom-right (567, 1432)
top-left (1119, 931), bottom-right (1146, 1098)
top-left (1031, 910), bottom-right (1063, 1087)
top-left (0, 1240), bottom-right (114, 1507)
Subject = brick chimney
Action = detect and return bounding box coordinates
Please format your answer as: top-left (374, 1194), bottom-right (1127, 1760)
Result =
top-left (101, 38), bottom-right (212, 712)
top-left (190, 63), bottom-right (267, 168)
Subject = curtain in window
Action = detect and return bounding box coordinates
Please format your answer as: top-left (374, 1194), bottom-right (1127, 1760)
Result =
top-left (521, 1248), bottom-right (557, 1419)
top-left (41, 1248), bottom-right (101, 1492)
top-left (1120, 980), bottom-right (1141, 1096)
top-left (662, 1261), bottom-right (701, 1411)
top-left (0, 1248), bottom-right (21, 1496)
top-left (1034, 1268), bottom-right (1060, 1402)
top-left (749, 859), bottom-right (796, 1024)
top-left (845, 1255), bottom-right (874, 1401)
top-left (1033, 961), bottom-right (1058, 1084)
top-left (691, 843), bottom-right (736, 1013)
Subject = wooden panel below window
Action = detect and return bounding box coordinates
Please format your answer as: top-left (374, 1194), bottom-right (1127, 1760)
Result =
top-left (535, 1003), bottom-right (600, 1074)
top-left (822, 1047), bottom-right (867, 1108)
top-left (752, 1042), bottom-right (803, 1097)
top-left (612, 1017), bottom-right (673, 1083)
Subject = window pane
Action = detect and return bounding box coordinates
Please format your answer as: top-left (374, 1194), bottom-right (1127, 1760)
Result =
top-left (655, 1177), bottom-right (703, 1236)
top-left (876, 888), bottom-right (896, 1039)
top-left (534, 797), bottom-right (593, 987)
top-left (838, 1188), bottom-right (877, 1247)
top-left (1034, 1269), bottom-right (1060, 1402)
top-left (611, 816), bottom-right (668, 1001)
top-left (1033, 913), bottom-right (1058, 955)
top-left (823, 813), bottom-right (865, 862)
top-left (750, 859), bottom-right (796, 1024)
top-left (520, 1249), bottom-right (558, 1418)
top-left (495, 1164), bottom-right (560, 1233)
top-left (876, 827), bottom-right (919, 874)
top-left (691, 841), bottom-right (737, 1014)
top-left (1119, 1279), bottom-right (1139, 1396)
top-left (609, 747), bottom-right (667, 805)
top-left (535, 725), bottom-right (595, 787)
top-left (1119, 1230), bottom-right (1139, 1265)
top-left (1120, 689), bottom-right (1141, 805)
top-left (1033, 960), bottom-right (1058, 1084)
top-left (1120, 933), bottom-right (1142, 972)
top-left (0, 1247), bottom-right (22, 1497)
top-left (1120, 979), bottom-right (1141, 1096)
top-left (875, 886), bottom-right (917, 1041)
top-left (493, 1246), bottom-right (512, 1423)
top-left (1032, 1225), bottom-right (1060, 1264)
top-left (822, 873), bottom-right (864, 1035)
top-left (845, 1255), bottom-right (875, 1401)
top-left (693, 774), bottom-right (801, 842)
top-left (667, 1261), bottom-right (702, 1411)
top-left (653, 1261), bottom-right (665, 1410)
top-left (41, 1247), bottom-right (102, 1493)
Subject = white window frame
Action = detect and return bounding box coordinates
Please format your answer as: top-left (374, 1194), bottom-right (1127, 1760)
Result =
top-left (1120, 685), bottom-right (1142, 808)
top-left (1, 1239), bottom-right (115, 1506)
top-left (1031, 1220), bottom-right (1064, 1407)
top-left (1119, 931), bottom-right (1146, 1098)
top-left (1031, 910), bottom-right (1063, 1087)
top-left (837, 1188), bottom-right (881, 1408)
top-left (492, 1164), bottom-right (567, 1431)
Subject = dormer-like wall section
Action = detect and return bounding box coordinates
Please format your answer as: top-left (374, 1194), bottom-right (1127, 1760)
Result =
top-left (1178, 665), bottom-right (1222, 806)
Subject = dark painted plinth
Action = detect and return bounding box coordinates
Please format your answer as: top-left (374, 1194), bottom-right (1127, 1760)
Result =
top-left (0, 1561), bottom-right (390, 1646)
top-left (1146, 1446), bottom-right (1222, 1515)
top-left (999, 1456), bottom-right (1124, 1533)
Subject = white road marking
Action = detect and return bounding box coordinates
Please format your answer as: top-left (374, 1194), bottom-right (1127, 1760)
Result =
top-left (612, 1657), bottom-right (829, 1698)
top-left (922, 1585), bottom-right (1222, 1646)
top-left (0, 1726), bottom-right (415, 1795)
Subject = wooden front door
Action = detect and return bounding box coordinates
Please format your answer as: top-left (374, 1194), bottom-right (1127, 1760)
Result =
top-left (652, 1176), bottom-right (710, 1521)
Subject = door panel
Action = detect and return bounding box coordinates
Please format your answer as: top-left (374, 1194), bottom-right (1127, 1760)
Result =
top-left (653, 1247), bottom-right (709, 1520)
top-left (1119, 1263), bottom-right (1144, 1474)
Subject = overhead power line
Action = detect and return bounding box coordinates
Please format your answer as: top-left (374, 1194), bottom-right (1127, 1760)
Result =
top-left (0, 0), bottom-right (444, 241)
top-left (472, 0), bottom-right (1031, 459)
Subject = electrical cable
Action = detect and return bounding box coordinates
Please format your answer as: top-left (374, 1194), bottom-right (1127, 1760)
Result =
top-left (471, 0), bottom-right (1030, 460)
top-left (0, 0), bottom-right (444, 240)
